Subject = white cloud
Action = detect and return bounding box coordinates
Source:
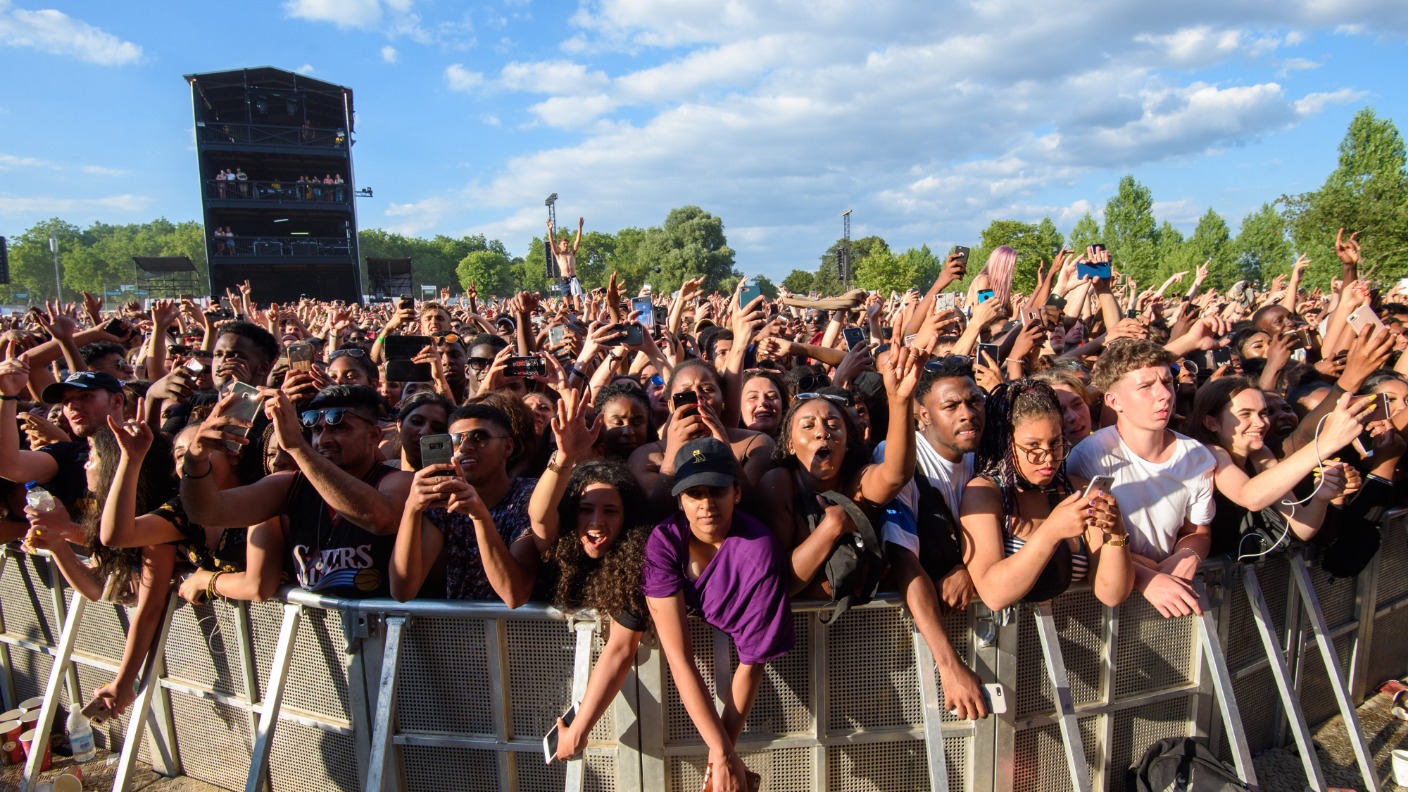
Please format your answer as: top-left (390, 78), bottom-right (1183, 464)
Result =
top-left (0, 153), bottom-right (128, 176)
top-left (0, 1), bottom-right (142, 66)
top-left (295, 63), bottom-right (316, 75)
top-left (1294, 88), bottom-right (1369, 116)
top-left (1277, 57), bottom-right (1321, 76)
top-left (445, 63), bottom-right (484, 91)
top-left (499, 59), bottom-right (609, 94)
top-left (382, 197), bottom-right (457, 236)
top-left (284, 0), bottom-right (382, 29)
top-left (0, 194), bottom-right (153, 215)
top-left (79, 165), bottom-right (128, 177)
top-left (1136, 26), bottom-right (1244, 68)
top-left (381, 45), bottom-right (398, 63)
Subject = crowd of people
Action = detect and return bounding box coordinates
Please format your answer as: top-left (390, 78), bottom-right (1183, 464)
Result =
top-left (210, 168), bottom-right (347, 202)
top-left (3, 230), bottom-right (1402, 791)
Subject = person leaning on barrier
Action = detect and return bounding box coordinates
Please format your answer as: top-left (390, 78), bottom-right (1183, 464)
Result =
top-left (958, 379), bottom-right (1133, 611)
top-left (1065, 340), bottom-right (1216, 619)
top-left (390, 403), bottom-right (538, 602)
top-left (759, 345), bottom-right (927, 598)
top-left (644, 438), bottom-right (790, 792)
top-left (180, 385), bottom-right (412, 599)
top-left (880, 356), bottom-right (989, 719)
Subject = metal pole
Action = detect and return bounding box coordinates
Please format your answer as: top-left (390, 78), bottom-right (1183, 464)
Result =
top-left (48, 233), bottom-right (62, 302)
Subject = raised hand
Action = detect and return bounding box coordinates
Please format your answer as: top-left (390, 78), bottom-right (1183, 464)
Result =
top-left (551, 389), bottom-right (601, 463)
top-left (1335, 228), bottom-right (1361, 267)
top-left (106, 396), bottom-right (154, 459)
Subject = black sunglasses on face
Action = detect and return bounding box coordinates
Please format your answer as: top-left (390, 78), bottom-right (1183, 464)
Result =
top-left (299, 408), bottom-right (374, 429)
top-left (451, 429), bottom-right (511, 449)
top-left (467, 357), bottom-right (492, 370)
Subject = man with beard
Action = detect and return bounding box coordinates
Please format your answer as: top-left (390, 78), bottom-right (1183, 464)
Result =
top-left (878, 357), bottom-right (990, 720)
top-left (180, 385), bottom-right (411, 599)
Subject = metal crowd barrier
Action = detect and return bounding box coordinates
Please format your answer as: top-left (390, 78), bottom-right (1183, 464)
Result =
top-left (1, 508), bottom-right (1405, 792)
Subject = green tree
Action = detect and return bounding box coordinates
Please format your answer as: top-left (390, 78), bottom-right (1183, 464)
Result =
top-left (1183, 208), bottom-right (1234, 288)
top-left (1103, 175), bottom-right (1159, 284)
top-left (1069, 212), bottom-right (1102, 253)
top-left (457, 250), bottom-right (514, 297)
top-left (781, 269), bottom-right (814, 294)
top-left (811, 259), bottom-right (844, 298)
top-left (753, 274), bottom-right (779, 299)
top-left (636, 206), bottom-right (737, 294)
top-left (1283, 107), bottom-right (1408, 284)
top-left (854, 248), bottom-right (915, 295)
top-left (1233, 203), bottom-right (1292, 286)
top-left (901, 245), bottom-right (943, 292)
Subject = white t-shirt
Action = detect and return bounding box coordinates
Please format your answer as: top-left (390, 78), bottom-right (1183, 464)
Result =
top-left (876, 433), bottom-right (974, 557)
top-left (1065, 426), bottom-right (1216, 560)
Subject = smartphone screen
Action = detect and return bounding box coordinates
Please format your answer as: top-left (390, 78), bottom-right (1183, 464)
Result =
top-left (843, 326), bottom-right (866, 351)
top-left (383, 335), bottom-right (433, 360)
top-left (506, 356), bottom-right (546, 378)
top-left (548, 325), bottom-right (567, 347)
top-left (621, 324), bottom-right (644, 346)
top-left (221, 381), bottom-right (263, 451)
top-left (542, 704), bottom-right (578, 764)
top-left (976, 342), bottom-right (1000, 364)
top-left (630, 296), bottom-right (655, 328)
top-left (1083, 475), bottom-right (1115, 499)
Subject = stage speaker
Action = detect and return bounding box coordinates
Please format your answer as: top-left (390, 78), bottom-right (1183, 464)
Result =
top-left (0, 236), bottom-right (9, 285)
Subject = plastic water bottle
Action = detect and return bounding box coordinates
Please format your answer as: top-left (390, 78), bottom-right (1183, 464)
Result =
top-left (24, 482), bottom-right (56, 514)
top-left (66, 707), bottom-right (94, 762)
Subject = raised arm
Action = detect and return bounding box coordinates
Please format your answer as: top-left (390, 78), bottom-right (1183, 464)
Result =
top-left (101, 404), bottom-right (185, 547)
top-left (528, 392), bottom-right (599, 556)
top-left (572, 216), bottom-right (584, 255)
top-left (0, 356), bottom-right (60, 485)
top-left (856, 345), bottom-right (923, 505)
top-left (389, 467), bottom-right (449, 601)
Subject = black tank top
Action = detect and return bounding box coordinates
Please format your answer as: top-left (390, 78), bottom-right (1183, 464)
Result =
top-left (284, 463), bottom-right (398, 599)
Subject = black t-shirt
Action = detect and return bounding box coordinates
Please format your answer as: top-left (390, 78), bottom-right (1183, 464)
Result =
top-left (36, 440), bottom-right (90, 512)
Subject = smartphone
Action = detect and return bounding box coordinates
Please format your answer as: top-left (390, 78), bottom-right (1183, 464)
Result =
top-left (397, 294), bottom-right (413, 309)
top-left (739, 280), bottom-right (763, 307)
top-left (1076, 261), bottom-right (1112, 280)
top-left (386, 360), bottom-right (433, 383)
top-left (287, 342), bottom-right (314, 373)
top-left (1092, 243), bottom-right (1107, 255)
top-left (419, 433), bottom-right (455, 470)
top-left (1210, 345), bottom-right (1234, 368)
top-left (102, 318), bottom-right (131, 338)
top-left (976, 342), bottom-right (1000, 364)
top-left (506, 356), bottom-right (546, 378)
top-left (184, 358), bottom-right (205, 375)
top-left (953, 246), bottom-right (970, 269)
top-left (983, 684), bottom-right (1007, 716)
top-left (934, 293), bottom-right (959, 313)
top-left (543, 704), bottom-right (578, 764)
top-left (621, 323), bottom-right (644, 346)
top-left (1346, 305), bottom-right (1386, 337)
top-left (1083, 475), bottom-right (1115, 499)
top-left (977, 289), bottom-right (995, 304)
top-left (548, 325), bottom-right (567, 347)
top-left (221, 381), bottom-right (264, 451)
top-left (383, 334), bottom-right (433, 360)
top-left (672, 390), bottom-right (699, 410)
top-left (82, 697), bottom-right (115, 727)
top-left (630, 296), bottom-right (656, 328)
top-left (843, 326), bottom-right (867, 351)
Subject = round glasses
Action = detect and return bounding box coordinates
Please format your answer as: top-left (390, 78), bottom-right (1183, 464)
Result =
top-left (1012, 440), bottom-right (1069, 465)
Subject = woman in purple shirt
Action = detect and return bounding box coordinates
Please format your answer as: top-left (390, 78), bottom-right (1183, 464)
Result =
top-left (643, 437), bottom-right (792, 792)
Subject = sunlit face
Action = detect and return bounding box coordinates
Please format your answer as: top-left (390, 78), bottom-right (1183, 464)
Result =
top-left (398, 404), bottom-right (450, 469)
top-left (787, 399), bottom-right (846, 483)
top-left (740, 376), bottom-right (782, 436)
top-left (328, 356), bottom-right (371, 386)
top-left (89, 352), bottom-right (132, 381)
top-left (1209, 388), bottom-right (1266, 455)
top-left (1051, 385), bottom-right (1092, 444)
top-left (678, 484), bottom-right (738, 543)
top-left (419, 310), bottom-right (450, 336)
top-left (1105, 365), bottom-right (1175, 433)
top-left (1239, 332), bottom-right (1271, 360)
top-left (62, 388), bottom-right (121, 439)
top-left (670, 366), bottom-right (724, 415)
top-left (1371, 378), bottom-right (1408, 432)
top-left (439, 342), bottom-right (468, 385)
top-left (213, 333), bottom-right (270, 389)
top-left (1263, 392), bottom-right (1299, 440)
top-left (523, 392), bottom-right (554, 436)
top-left (449, 417), bottom-right (514, 485)
top-left (917, 377), bottom-right (985, 459)
top-left (600, 396), bottom-right (648, 458)
top-left (306, 407), bottom-right (380, 469)
top-left (575, 482), bottom-right (625, 560)
top-left (1011, 414), bottom-right (1066, 487)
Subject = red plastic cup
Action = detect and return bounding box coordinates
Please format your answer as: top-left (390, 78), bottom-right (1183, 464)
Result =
top-left (18, 727), bottom-right (52, 771)
top-left (0, 720), bottom-right (21, 764)
top-left (18, 696), bottom-right (43, 712)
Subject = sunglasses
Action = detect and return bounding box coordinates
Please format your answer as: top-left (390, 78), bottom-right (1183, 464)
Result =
top-left (797, 392), bottom-right (851, 406)
top-left (435, 331), bottom-right (463, 345)
top-left (299, 408), bottom-right (375, 429)
top-left (330, 348), bottom-right (367, 359)
top-left (451, 429), bottom-right (511, 449)
top-left (168, 344), bottom-right (191, 356)
top-left (925, 355), bottom-right (972, 370)
top-left (467, 357), bottom-right (492, 371)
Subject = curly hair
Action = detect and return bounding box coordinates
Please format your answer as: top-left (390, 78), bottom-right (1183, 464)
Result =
top-left (1091, 338), bottom-right (1173, 392)
top-left (550, 461), bottom-right (651, 623)
top-left (975, 378), bottom-right (1071, 517)
top-left (772, 393), bottom-right (870, 478)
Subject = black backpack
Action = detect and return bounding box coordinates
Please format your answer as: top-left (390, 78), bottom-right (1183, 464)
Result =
top-left (1128, 738), bottom-right (1249, 792)
top-left (799, 490), bottom-right (885, 618)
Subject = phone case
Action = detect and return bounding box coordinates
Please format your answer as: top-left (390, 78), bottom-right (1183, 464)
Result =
top-left (419, 434), bottom-right (455, 468)
top-left (543, 704), bottom-right (578, 763)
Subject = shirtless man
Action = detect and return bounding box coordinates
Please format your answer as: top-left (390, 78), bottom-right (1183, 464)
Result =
top-left (548, 216), bottom-right (585, 305)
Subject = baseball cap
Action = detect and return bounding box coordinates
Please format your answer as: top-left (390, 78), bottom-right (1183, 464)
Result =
top-left (41, 371), bottom-right (123, 404)
top-left (670, 438), bottom-right (738, 497)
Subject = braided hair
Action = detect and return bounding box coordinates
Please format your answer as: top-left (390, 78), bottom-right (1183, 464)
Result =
top-left (974, 378), bottom-right (1071, 522)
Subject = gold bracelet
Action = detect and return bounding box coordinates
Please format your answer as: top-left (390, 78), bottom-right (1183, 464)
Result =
top-left (206, 570), bottom-right (225, 602)
top-left (1104, 533), bottom-right (1129, 547)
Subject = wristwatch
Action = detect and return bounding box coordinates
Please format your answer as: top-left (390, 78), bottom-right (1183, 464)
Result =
top-left (1103, 532), bottom-right (1129, 547)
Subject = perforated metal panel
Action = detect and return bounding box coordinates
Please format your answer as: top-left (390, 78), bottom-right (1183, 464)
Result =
top-left (734, 616), bottom-right (811, 737)
top-left (69, 592), bottom-right (130, 665)
top-left (506, 620), bottom-right (577, 739)
top-left (1307, 561), bottom-right (1356, 629)
top-left (826, 739), bottom-right (939, 792)
top-left (1112, 597), bottom-right (1195, 698)
top-left (1015, 723), bottom-right (1072, 792)
top-left (665, 746), bottom-right (815, 792)
top-left (1295, 630), bottom-right (1354, 728)
top-left (268, 718), bottom-right (358, 791)
top-left (587, 626), bottom-right (616, 743)
top-left (665, 619), bottom-right (719, 744)
top-left (1105, 697), bottom-right (1195, 792)
top-left (162, 599), bottom-right (246, 697)
top-left (1228, 664), bottom-right (1280, 754)
top-left (7, 640), bottom-right (54, 704)
top-left (584, 753), bottom-right (618, 791)
top-left (0, 553), bottom-right (60, 646)
top-left (246, 598), bottom-right (286, 695)
top-left (825, 607), bottom-right (920, 732)
top-left (168, 689), bottom-right (255, 791)
top-left (1367, 602), bottom-right (1408, 687)
top-left (402, 743), bottom-right (499, 792)
top-left (1377, 517), bottom-right (1408, 604)
top-left (397, 616), bottom-right (493, 735)
top-left (280, 607), bottom-right (352, 723)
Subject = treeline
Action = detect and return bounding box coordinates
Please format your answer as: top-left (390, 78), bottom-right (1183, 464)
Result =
top-left (3, 107), bottom-right (1403, 303)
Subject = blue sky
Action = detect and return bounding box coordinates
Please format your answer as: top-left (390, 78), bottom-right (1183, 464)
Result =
top-left (1, 0), bottom-right (1405, 282)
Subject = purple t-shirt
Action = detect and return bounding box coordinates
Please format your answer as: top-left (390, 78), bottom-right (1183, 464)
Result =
top-left (641, 510), bottom-right (793, 665)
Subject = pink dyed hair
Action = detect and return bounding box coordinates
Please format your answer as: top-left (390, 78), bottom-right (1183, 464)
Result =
top-left (978, 246), bottom-right (1017, 309)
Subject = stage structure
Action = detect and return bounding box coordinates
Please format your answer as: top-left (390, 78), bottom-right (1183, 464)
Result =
top-left (365, 257), bottom-right (413, 301)
top-left (132, 256), bottom-right (201, 300)
top-left (185, 67), bottom-right (362, 302)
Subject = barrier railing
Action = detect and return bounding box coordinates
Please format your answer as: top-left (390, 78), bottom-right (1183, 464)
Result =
top-left (0, 509), bottom-right (1405, 791)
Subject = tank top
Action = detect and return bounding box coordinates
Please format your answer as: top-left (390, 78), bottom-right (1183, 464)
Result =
top-left (284, 463), bottom-right (399, 598)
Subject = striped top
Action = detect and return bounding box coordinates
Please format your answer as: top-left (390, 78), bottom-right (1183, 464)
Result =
top-left (1003, 532), bottom-right (1089, 582)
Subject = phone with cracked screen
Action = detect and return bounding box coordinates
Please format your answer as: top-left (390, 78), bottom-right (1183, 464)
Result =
top-left (934, 292), bottom-right (959, 313)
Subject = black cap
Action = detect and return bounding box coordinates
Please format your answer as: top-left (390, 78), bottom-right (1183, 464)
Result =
top-left (671, 437), bottom-right (738, 496)
top-left (41, 371), bottom-right (123, 404)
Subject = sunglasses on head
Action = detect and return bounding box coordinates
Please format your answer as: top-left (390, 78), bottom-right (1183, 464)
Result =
top-left (434, 331), bottom-right (463, 346)
top-left (330, 348), bottom-right (367, 359)
top-left (797, 392), bottom-right (851, 406)
top-left (299, 408), bottom-right (374, 429)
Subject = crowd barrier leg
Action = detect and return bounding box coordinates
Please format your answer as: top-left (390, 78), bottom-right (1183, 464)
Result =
top-left (1347, 546), bottom-right (1381, 706)
top-left (243, 602), bottom-right (303, 792)
top-left (20, 587), bottom-right (86, 792)
top-left (1193, 582), bottom-right (1258, 790)
top-left (911, 620), bottom-right (953, 792)
top-left (366, 613), bottom-right (407, 792)
top-left (231, 601), bottom-right (262, 740)
top-left (113, 592), bottom-right (179, 791)
top-left (564, 618), bottom-right (596, 792)
top-left (1031, 602), bottom-right (1092, 792)
top-left (1241, 564), bottom-right (1326, 788)
top-left (1287, 554), bottom-right (1383, 791)
top-left (485, 618), bottom-right (519, 788)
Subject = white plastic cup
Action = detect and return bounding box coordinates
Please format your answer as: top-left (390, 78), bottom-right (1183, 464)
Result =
top-left (52, 772), bottom-right (82, 792)
top-left (18, 696), bottom-right (44, 712)
top-left (1391, 748), bottom-right (1408, 788)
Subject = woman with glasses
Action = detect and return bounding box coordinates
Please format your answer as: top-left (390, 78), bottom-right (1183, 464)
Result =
top-left (758, 347), bottom-right (928, 597)
top-left (958, 379), bottom-right (1133, 610)
top-left (327, 346), bottom-right (378, 387)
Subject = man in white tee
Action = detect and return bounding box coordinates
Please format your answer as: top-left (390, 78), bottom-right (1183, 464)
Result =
top-left (1066, 339), bottom-right (1214, 618)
